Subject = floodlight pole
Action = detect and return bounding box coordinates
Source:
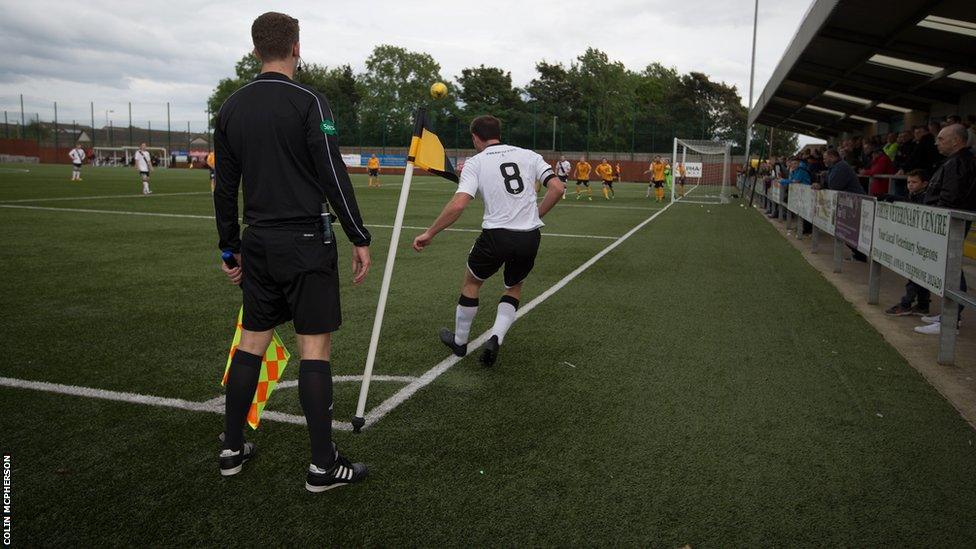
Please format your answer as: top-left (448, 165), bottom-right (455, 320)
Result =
top-left (90, 102), bottom-right (95, 148)
top-left (745, 0), bottom-right (759, 206)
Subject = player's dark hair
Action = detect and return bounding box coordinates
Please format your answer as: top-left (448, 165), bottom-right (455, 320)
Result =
top-left (825, 148), bottom-right (840, 159)
top-left (251, 12), bottom-right (299, 61)
top-left (470, 115), bottom-right (502, 141)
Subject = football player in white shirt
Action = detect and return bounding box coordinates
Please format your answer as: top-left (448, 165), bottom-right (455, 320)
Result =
top-left (133, 143), bottom-right (153, 195)
top-left (412, 115), bottom-right (565, 366)
top-left (555, 155), bottom-right (571, 199)
top-left (68, 143), bottom-right (86, 181)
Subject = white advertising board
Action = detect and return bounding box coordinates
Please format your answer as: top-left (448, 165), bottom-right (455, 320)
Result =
top-left (684, 162), bottom-right (703, 178)
top-left (871, 201), bottom-right (950, 295)
top-left (813, 189), bottom-right (837, 235)
top-left (341, 154), bottom-right (361, 167)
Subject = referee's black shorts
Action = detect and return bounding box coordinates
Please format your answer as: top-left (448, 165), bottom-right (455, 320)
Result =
top-left (241, 226), bottom-right (341, 334)
top-left (467, 228), bottom-right (541, 288)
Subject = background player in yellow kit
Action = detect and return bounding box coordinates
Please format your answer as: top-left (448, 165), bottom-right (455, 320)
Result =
top-left (596, 158), bottom-right (614, 200)
top-left (644, 155), bottom-right (666, 201)
top-left (367, 154), bottom-right (381, 188)
top-left (676, 161), bottom-right (687, 198)
top-left (206, 151), bottom-right (216, 192)
top-left (573, 156), bottom-right (592, 201)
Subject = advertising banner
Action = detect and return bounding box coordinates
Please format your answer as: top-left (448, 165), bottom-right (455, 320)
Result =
top-left (871, 201), bottom-right (950, 295)
top-left (813, 189), bottom-right (837, 235)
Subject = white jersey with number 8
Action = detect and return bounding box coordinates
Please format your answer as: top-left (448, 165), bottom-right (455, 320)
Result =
top-left (456, 143), bottom-right (555, 231)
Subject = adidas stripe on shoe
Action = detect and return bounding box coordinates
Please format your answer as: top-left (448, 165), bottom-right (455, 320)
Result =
top-left (305, 454), bottom-right (368, 493)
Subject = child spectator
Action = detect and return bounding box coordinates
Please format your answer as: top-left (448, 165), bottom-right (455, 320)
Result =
top-left (884, 170), bottom-right (931, 316)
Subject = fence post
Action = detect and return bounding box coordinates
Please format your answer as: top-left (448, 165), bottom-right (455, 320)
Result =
top-left (832, 237), bottom-right (843, 273)
top-left (166, 102), bottom-right (171, 158)
top-left (128, 102), bottom-right (133, 146)
top-left (867, 258), bottom-right (881, 305)
top-left (938, 216), bottom-right (967, 365)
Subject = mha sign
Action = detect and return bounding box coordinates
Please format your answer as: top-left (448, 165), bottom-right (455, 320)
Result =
top-left (872, 202), bottom-right (950, 295)
top-left (683, 162), bottom-right (703, 178)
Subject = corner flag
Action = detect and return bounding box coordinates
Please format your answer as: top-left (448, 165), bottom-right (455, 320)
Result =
top-left (407, 108), bottom-right (458, 183)
top-left (352, 107), bottom-right (457, 433)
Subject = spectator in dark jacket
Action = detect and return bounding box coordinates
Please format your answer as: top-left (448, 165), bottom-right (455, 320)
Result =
top-left (820, 148), bottom-right (865, 194)
top-left (901, 126), bottom-right (941, 178)
top-left (820, 148), bottom-right (868, 261)
top-left (915, 124), bottom-right (976, 334)
top-left (885, 170), bottom-right (931, 316)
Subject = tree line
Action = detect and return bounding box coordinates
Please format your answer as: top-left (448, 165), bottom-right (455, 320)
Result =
top-left (207, 46), bottom-right (797, 156)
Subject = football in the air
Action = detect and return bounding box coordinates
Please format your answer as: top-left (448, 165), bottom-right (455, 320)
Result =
top-left (430, 82), bottom-right (448, 100)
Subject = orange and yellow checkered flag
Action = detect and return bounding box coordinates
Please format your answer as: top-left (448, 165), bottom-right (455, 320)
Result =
top-left (221, 307), bottom-right (291, 429)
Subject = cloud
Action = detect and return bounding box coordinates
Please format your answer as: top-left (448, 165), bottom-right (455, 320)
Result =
top-left (0, 0), bottom-right (822, 143)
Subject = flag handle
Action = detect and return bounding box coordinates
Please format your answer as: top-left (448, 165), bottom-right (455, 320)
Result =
top-left (352, 162), bottom-right (415, 433)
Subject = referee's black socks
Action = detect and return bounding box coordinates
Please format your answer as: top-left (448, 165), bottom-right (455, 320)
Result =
top-left (299, 359), bottom-right (335, 469)
top-left (223, 349), bottom-right (262, 451)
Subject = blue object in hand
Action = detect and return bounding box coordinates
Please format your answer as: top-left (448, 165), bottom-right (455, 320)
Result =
top-left (221, 250), bottom-right (238, 269)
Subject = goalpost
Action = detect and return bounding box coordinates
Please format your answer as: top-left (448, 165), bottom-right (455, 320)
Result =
top-left (671, 138), bottom-right (732, 204)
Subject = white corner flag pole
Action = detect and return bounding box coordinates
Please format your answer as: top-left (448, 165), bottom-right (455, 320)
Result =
top-left (352, 162), bottom-right (415, 433)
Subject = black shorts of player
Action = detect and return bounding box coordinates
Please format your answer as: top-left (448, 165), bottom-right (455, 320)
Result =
top-left (72, 163), bottom-right (82, 169)
top-left (209, 168), bottom-right (215, 180)
top-left (652, 180), bottom-right (665, 188)
top-left (602, 179), bottom-right (614, 187)
top-left (545, 175), bottom-right (568, 188)
top-left (678, 176), bottom-right (686, 184)
top-left (467, 228), bottom-right (541, 288)
top-left (368, 169), bottom-right (379, 177)
top-left (140, 171), bottom-right (150, 178)
top-left (241, 225), bottom-right (341, 334)
top-left (577, 179), bottom-right (590, 187)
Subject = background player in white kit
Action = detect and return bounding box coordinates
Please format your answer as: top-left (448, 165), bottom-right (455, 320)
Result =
top-left (412, 115), bottom-right (565, 366)
top-left (555, 155), bottom-right (571, 199)
top-left (68, 143), bottom-right (85, 181)
top-left (133, 143), bottom-right (153, 195)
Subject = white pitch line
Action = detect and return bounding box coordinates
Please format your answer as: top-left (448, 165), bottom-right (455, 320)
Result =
top-left (561, 361), bottom-right (577, 368)
top-left (0, 205), bottom-right (618, 240)
top-left (200, 374), bottom-right (417, 408)
top-left (0, 375), bottom-right (352, 431)
top-left (361, 199), bottom-right (676, 429)
top-left (0, 191), bottom-right (212, 203)
top-left (0, 204), bottom-right (213, 219)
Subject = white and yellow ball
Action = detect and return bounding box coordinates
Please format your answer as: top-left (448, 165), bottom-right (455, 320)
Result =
top-left (430, 82), bottom-right (448, 100)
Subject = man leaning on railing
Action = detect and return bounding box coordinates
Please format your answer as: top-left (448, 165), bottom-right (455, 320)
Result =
top-left (913, 124), bottom-right (976, 336)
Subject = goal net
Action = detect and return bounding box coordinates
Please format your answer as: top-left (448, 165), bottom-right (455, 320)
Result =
top-left (670, 138), bottom-right (731, 204)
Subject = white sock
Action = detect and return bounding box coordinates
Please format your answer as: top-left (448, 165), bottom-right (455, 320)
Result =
top-left (142, 181), bottom-right (149, 194)
top-left (455, 296), bottom-right (479, 345)
top-left (490, 297), bottom-right (519, 344)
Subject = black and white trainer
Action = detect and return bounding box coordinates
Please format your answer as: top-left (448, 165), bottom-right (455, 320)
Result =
top-left (439, 328), bottom-right (467, 357)
top-left (219, 442), bottom-right (256, 477)
top-left (480, 335), bottom-right (500, 367)
top-left (305, 453), bottom-right (368, 493)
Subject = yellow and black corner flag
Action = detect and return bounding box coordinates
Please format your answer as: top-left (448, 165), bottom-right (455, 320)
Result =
top-left (407, 108), bottom-right (458, 183)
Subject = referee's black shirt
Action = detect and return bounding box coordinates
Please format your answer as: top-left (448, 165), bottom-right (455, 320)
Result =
top-left (213, 71), bottom-right (371, 252)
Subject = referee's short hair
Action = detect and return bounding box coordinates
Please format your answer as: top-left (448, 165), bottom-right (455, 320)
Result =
top-left (251, 12), bottom-right (299, 61)
top-left (470, 115), bottom-right (502, 141)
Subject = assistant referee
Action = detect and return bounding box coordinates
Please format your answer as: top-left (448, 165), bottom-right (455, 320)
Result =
top-left (213, 12), bottom-right (372, 493)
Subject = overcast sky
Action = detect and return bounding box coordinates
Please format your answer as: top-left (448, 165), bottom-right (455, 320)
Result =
top-left (0, 0), bottom-right (824, 145)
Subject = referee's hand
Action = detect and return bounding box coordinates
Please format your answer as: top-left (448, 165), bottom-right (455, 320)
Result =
top-left (352, 246), bottom-right (371, 285)
top-left (221, 253), bottom-right (243, 285)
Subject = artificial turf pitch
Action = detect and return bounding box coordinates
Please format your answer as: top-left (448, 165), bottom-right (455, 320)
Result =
top-left (1, 163), bottom-right (976, 546)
